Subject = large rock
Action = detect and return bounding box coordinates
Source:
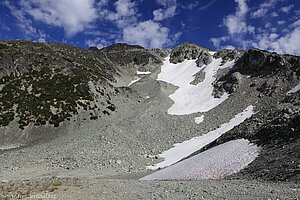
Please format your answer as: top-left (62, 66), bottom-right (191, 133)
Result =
top-left (196, 51), bottom-right (212, 67)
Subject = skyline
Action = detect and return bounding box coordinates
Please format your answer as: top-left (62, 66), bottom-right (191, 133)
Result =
top-left (0, 0), bottom-right (299, 55)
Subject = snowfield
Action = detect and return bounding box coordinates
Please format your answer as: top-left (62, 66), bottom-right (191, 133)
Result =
top-left (157, 56), bottom-right (235, 115)
top-left (141, 139), bottom-right (259, 180)
top-left (147, 105), bottom-right (255, 170)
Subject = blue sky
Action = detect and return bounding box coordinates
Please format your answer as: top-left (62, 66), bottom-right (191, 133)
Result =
top-left (0, 0), bottom-right (299, 55)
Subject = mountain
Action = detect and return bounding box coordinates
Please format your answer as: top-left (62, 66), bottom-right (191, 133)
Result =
top-left (0, 40), bottom-right (299, 199)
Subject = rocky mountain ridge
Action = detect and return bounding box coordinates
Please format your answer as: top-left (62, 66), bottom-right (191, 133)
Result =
top-left (0, 40), bottom-right (299, 189)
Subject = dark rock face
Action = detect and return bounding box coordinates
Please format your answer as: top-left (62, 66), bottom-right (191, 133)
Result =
top-left (213, 48), bottom-right (300, 97)
top-left (169, 42), bottom-right (209, 64)
top-left (196, 51), bottom-right (212, 67)
top-left (150, 48), bottom-right (170, 58)
top-left (213, 49), bottom-right (243, 65)
top-left (234, 48), bottom-right (293, 77)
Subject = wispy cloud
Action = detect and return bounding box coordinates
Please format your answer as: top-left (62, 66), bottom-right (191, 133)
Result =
top-left (182, 0), bottom-right (216, 11)
top-left (223, 0), bottom-right (255, 35)
top-left (281, 4), bottom-right (294, 13)
top-left (5, 0), bottom-right (98, 38)
top-left (211, 0), bottom-right (300, 55)
top-left (153, 0), bottom-right (177, 21)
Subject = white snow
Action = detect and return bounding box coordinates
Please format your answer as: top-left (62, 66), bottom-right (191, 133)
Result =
top-left (157, 56), bottom-right (235, 115)
top-left (194, 115), bottom-right (204, 124)
top-left (0, 84), bottom-right (4, 92)
top-left (128, 78), bottom-right (141, 86)
top-left (0, 144), bottom-right (22, 150)
top-left (137, 71), bottom-right (151, 75)
top-left (287, 82), bottom-right (300, 95)
top-left (147, 105), bottom-right (255, 170)
top-left (141, 139), bottom-right (259, 180)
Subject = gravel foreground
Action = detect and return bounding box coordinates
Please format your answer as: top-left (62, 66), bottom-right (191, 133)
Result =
top-left (1, 176), bottom-right (300, 200)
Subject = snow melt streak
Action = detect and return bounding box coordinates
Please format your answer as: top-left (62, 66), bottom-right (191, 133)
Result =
top-left (147, 105), bottom-right (254, 170)
top-left (287, 82), bottom-right (300, 94)
top-left (157, 56), bottom-right (235, 115)
top-left (141, 139), bottom-right (259, 180)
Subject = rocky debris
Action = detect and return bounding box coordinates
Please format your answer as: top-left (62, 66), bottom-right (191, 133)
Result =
top-left (213, 49), bottom-right (243, 65)
top-left (256, 79), bottom-right (281, 96)
top-left (234, 48), bottom-right (294, 77)
top-left (169, 42), bottom-right (209, 64)
top-left (195, 51), bottom-right (212, 67)
top-left (190, 70), bottom-right (205, 85)
top-left (150, 48), bottom-right (170, 58)
top-left (213, 72), bottom-right (244, 97)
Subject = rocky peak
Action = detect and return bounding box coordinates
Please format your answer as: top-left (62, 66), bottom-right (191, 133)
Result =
top-left (213, 49), bottom-right (244, 65)
top-left (234, 48), bottom-right (293, 77)
top-left (90, 43), bottom-right (163, 67)
top-left (169, 42), bottom-right (209, 64)
top-left (100, 43), bottom-right (144, 52)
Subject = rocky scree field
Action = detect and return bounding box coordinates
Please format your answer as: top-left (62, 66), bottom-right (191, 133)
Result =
top-left (0, 41), bottom-right (299, 199)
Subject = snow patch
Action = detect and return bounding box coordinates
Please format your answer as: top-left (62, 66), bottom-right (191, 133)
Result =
top-left (147, 105), bottom-right (254, 170)
top-left (0, 84), bottom-right (5, 92)
top-left (287, 82), bottom-right (300, 95)
top-left (0, 144), bottom-right (22, 150)
top-left (137, 71), bottom-right (151, 75)
top-left (157, 56), bottom-right (235, 115)
top-left (141, 139), bottom-right (259, 180)
top-left (194, 115), bottom-right (204, 124)
top-left (128, 78), bottom-right (141, 86)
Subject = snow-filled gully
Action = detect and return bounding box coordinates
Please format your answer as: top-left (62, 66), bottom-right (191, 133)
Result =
top-left (157, 56), bottom-right (235, 115)
top-left (143, 55), bottom-right (259, 180)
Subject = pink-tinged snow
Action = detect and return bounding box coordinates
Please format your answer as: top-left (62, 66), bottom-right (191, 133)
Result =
top-left (137, 71), bottom-right (151, 75)
top-left (128, 78), bottom-right (141, 86)
top-left (194, 115), bottom-right (204, 124)
top-left (287, 82), bottom-right (300, 94)
top-left (147, 105), bottom-right (254, 170)
top-left (141, 139), bottom-right (259, 181)
top-left (157, 56), bottom-right (235, 115)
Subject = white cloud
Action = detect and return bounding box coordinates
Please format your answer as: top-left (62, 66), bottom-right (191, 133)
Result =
top-left (85, 38), bottom-right (111, 49)
top-left (210, 36), bottom-right (229, 48)
top-left (101, 0), bottom-right (138, 28)
top-left (255, 27), bottom-right (300, 55)
top-left (281, 4), bottom-right (294, 13)
top-left (153, 0), bottom-right (177, 21)
top-left (17, 0), bottom-right (98, 37)
top-left (277, 20), bottom-right (286, 25)
top-left (271, 12), bottom-right (279, 17)
top-left (223, 0), bottom-right (255, 35)
top-left (222, 45), bottom-right (236, 50)
top-left (182, 0), bottom-right (216, 11)
top-left (121, 20), bottom-right (169, 48)
top-left (250, 0), bottom-right (280, 19)
top-left (4, 0), bottom-right (37, 37)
